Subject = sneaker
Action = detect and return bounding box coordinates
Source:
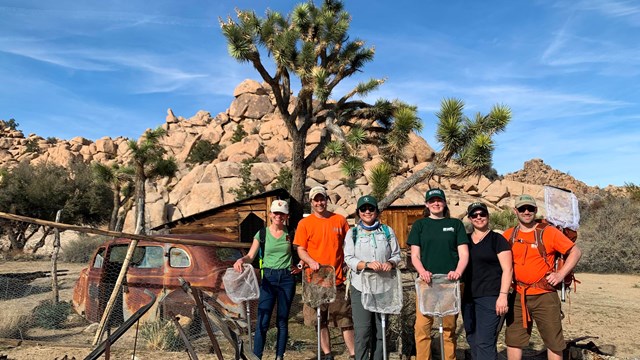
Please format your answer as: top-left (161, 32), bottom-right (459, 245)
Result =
top-left (349, 356), bottom-right (355, 360)
top-left (275, 356), bottom-right (283, 360)
top-left (322, 353), bottom-right (334, 360)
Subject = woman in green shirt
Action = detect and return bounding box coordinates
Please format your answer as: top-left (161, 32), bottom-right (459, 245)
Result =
top-left (407, 188), bottom-right (469, 360)
top-left (233, 200), bottom-right (297, 360)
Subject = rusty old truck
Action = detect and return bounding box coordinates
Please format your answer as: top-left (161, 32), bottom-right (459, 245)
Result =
top-left (72, 234), bottom-right (251, 327)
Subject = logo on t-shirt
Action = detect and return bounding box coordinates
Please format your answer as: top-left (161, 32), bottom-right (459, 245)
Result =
top-left (443, 227), bottom-right (455, 232)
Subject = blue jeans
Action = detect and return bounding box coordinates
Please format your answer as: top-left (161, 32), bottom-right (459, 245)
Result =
top-left (253, 268), bottom-right (295, 359)
top-left (462, 296), bottom-right (501, 360)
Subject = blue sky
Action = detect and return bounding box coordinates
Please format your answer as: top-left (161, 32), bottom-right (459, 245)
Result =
top-left (1, 0), bottom-right (638, 187)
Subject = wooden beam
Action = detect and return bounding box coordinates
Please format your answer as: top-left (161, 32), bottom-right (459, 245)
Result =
top-left (0, 211), bottom-right (250, 249)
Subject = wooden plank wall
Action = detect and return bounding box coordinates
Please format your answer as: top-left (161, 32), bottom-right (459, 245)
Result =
top-left (169, 198), bottom-right (269, 241)
top-left (380, 208), bottom-right (425, 248)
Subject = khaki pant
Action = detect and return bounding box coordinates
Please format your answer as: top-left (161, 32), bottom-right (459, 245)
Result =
top-left (414, 298), bottom-right (458, 360)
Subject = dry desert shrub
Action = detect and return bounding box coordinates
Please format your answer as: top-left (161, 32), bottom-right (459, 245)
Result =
top-left (139, 320), bottom-right (184, 352)
top-left (0, 311), bottom-right (31, 338)
top-left (61, 234), bottom-right (105, 263)
top-left (577, 196), bottom-right (640, 273)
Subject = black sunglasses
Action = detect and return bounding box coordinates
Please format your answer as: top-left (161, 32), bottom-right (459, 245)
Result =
top-left (517, 205), bottom-right (537, 213)
top-left (469, 211), bottom-right (488, 219)
top-left (358, 205), bottom-right (376, 213)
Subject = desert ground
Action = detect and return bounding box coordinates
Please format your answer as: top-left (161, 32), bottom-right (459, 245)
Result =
top-left (1, 261), bottom-right (639, 360)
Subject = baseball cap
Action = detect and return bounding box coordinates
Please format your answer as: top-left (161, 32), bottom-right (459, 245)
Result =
top-left (467, 202), bottom-right (488, 216)
top-left (270, 200), bottom-right (289, 214)
top-left (514, 194), bottom-right (537, 208)
top-left (357, 195), bottom-right (378, 210)
top-left (309, 186), bottom-right (328, 200)
top-left (425, 188), bottom-right (446, 202)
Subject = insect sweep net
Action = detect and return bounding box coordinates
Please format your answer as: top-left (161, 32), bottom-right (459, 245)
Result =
top-left (222, 264), bottom-right (260, 303)
top-left (302, 265), bottom-right (336, 308)
top-left (415, 274), bottom-right (460, 317)
top-left (361, 269), bottom-right (403, 315)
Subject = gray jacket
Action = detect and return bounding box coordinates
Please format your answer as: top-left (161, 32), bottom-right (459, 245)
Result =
top-left (344, 224), bottom-right (401, 291)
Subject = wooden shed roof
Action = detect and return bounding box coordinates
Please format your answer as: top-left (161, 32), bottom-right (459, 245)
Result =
top-left (151, 188), bottom-right (290, 231)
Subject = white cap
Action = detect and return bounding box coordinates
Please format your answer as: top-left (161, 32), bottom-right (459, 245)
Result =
top-left (270, 200), bottom-right (289, 214)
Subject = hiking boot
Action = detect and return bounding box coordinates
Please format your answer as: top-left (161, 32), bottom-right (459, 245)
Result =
top-left (322, 353), bottom-right (333, 360)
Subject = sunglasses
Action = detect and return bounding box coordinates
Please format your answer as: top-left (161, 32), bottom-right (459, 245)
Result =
top-left (517, 205), bottom-right (537, 213)
top-left (469, 211), bottom-right (488, 219)
top-left (358, 205), bottom-right (376, 213)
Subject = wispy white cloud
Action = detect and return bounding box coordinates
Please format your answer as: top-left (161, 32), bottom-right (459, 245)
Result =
top-left (573, 0), bottom-right (640, 23)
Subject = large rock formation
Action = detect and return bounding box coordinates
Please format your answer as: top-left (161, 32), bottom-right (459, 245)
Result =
top-left (0, 79), bottom-right (618, 233)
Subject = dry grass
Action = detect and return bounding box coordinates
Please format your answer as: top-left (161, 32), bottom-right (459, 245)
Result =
top-left (0, 311), bottom-right (31, 338)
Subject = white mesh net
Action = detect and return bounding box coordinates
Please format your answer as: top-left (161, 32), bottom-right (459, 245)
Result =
top-left (415, 274), bottom-right (460, 317)
top-left (361, 269), bottom-right (403, 315)
top-left (544, 186), bottom-right (580, 230)
top-left (222, 264), bottom-right (260, 303)
top-left (301, 265), bottom-right (336, 308)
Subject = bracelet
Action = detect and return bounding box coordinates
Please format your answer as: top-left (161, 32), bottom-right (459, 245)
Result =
top-left (500, 291), bottom-right (509, 294)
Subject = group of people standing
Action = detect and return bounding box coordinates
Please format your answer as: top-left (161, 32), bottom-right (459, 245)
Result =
top-left (233, 185), bottom-right (582, 360)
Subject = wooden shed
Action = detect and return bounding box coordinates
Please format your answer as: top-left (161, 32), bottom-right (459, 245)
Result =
top-left (379, 204), bottom-right (426, 248)
top-left (151, 188), bottom-right (290, 244)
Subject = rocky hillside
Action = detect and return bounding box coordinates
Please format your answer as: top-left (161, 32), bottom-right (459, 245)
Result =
top-left (0, 79), bottom-right (615, 232)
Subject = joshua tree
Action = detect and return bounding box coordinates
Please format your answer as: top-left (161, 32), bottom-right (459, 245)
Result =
top-left (127, 127), bottom-right (177, 234)
top-left (221, 0), bottom-right (420, 225)
top-left (378, 98), bottom-right (511, 209)
top-left (92, 162), bottom-right (134, 231)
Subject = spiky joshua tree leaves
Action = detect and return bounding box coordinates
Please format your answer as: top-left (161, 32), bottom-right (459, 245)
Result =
top-left (220, 0), bottom-right (419, 225)
top-left (378, 98), bottom-right (511, 209)
top-left (92, 162), bottom-right (134, 231)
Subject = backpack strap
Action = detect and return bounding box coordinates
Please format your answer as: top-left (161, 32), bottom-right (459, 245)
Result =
top-left (534, 223), bottom-right (551, 268)
top-left (352, 226), bottom-right (358, 244)
top-left (258, 227), bottom-right (267, 260)
top-left (509, 223), bottom-right (551, 269)
top-left (381, 224), bottom-right (391, 242)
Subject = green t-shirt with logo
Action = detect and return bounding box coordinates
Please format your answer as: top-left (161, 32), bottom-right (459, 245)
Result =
top-left (407, 217), bottom-right (469, 275)
top-left (253, 228), bottom-right (292, 270)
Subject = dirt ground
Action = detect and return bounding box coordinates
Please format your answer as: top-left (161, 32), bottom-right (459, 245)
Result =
top-left (1, 261), bottom-right (639, 359)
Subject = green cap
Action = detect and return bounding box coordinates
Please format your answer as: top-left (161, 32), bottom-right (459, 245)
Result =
top-left (357, 195), bottom-right (378, 210)
top-left (425, 188), bottom-right (446, 202)
top-left (467, 202), bottom-right (488, 216)
top-left (514, 194), bottom-right (537, 208)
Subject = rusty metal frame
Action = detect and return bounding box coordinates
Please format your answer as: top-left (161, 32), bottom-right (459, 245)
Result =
top-left (167, 311), bottom-right (199, 360)
top-left (178, 277), bottom-right (258, 360)
top-left (192, 287), bottom-right (224, 360)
